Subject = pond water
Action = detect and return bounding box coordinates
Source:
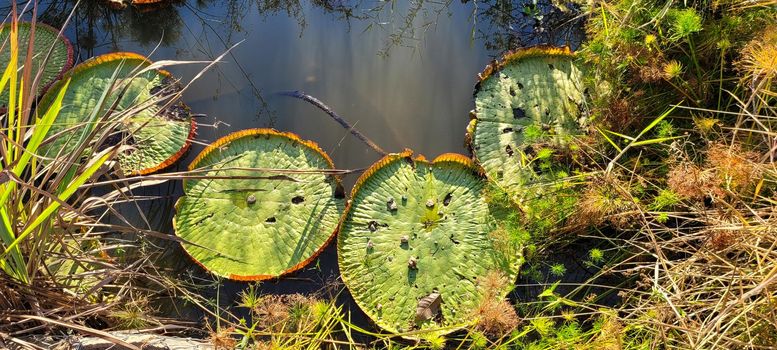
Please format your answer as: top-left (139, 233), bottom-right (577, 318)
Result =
top-left (30, 0), bottom-right (584, 179)
top-left (11, 0), bottom-right (589, 335)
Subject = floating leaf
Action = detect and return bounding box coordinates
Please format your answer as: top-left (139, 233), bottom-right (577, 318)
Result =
top-left (338, 151), bottom-right (522, 334)
top-left (174, 129), bottom-right (345, 280)
top-left (0, 21), bottom-right (73, 105)
top-left (117, 100), bottom-right (196, 175)
top-left (36, 52), bottom-right (195, 174)
top-left (468, 46), bottom-right (587, 201)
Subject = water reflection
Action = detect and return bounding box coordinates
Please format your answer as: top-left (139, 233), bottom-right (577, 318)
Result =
top-left (473, 0), bottom-right (584, 50)
top-left (23, 0), bottom-right (584, 164)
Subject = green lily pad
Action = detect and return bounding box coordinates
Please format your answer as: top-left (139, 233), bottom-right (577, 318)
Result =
top-left (117, 103), bottom-right (196, 175)
top-left (468, 46), bottom-right (587, 202)
top-left (36, 52), bottom-right (195, 174)
top-left (173, 129), bottom-right (345, 280)
top-left (0, 21), bottom-right (73, 105)
top-left (338, 151), bottom-right (522, 334)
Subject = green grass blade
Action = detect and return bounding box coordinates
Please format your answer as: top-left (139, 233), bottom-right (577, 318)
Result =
top-left (0, 150), bottom-right (112, 259)
top-left (0, 208), bottom-right (27, 283)
top-left (596, 127), bottom-right (623, 152)
top-left (0, 80), bottom-right (71, 209)
top-left (635, 105), bottom-right (677, 140)
top-left (603, 129), bottom-right (636, 141)
top-left (630, 135), bottom-right (684, 147)
top-left (14, 78), bottom-right (70, 176)
top-left (4, 22), bottom-right (19, 167)
top-left (0, 52), bottom-right (14, 100)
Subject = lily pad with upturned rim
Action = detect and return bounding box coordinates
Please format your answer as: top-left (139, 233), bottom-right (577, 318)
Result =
top-left (35, 52), bottom-right (195, 175)
top-left (173, 128), bottom-right (345, 281)
top-left (468, 46), bottom-right (587, 202)
top-left (337, 150), bottom-right (522, 334)
top-left (0, 21), bottom-right (73, 105)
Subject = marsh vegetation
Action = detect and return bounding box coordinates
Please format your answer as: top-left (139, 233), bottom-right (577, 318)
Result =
top-left (1, 0), bottom-right (776, 349)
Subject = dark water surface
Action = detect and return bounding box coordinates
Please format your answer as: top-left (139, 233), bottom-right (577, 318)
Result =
top-left (8, 0), bottom-right (587, 335)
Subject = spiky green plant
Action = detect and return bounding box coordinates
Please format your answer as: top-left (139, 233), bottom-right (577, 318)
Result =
top-left (0, 5), bottom-right (213, 342)
top-left (0, 16), bottom-right (110, 284)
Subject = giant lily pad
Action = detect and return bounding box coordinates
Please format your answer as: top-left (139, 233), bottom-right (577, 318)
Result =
top-left (468, 46), bottom-right (587, 202)
top-left (338, 150), bottom-right (522, 334)
top-left (0, 21), bottom-right (73, 105)
top-left (36, 52), bottom-right (195, 174)
top-left (173, 129), bottom-right (345, 280)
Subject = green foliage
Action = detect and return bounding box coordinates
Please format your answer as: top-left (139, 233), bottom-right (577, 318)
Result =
top-left (469, 331), bottom-right (489, 349)
top-left (521, 263), bottom-right (544, 282)
top-left (580, 0), bottom-right (774, 126)
top-left (567, 2), bottom-right (777, 349)
top-left (420, 332), bottom-right (446, 350)
top-left (523, 124), bottom-right (545, 143)
top-left (655, 120), bottom-right (675, 138)
top-left (588, 248), bottom-right (604, 264)
top-left (0, 20), bottom-right (110, 284)
top-left (650, 189), bottom-right (681, 210)
top-left (485, 183), bottom-right (532, 245)
top-left (529, 317), bottom-right (555, 338)
top-left (668, 8), bottom-right (703, 41)
top-left (238, 283), bottom-right (262, 310)
top-left (111, 300), bottom-right (152, 330)
top-left (555, 322), bottom-right (583, 344)
top-left (549, 263), bottom-right (566, 278)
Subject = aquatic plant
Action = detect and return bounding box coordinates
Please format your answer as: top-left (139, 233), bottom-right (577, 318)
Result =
top-left (4, 1), bottom-right (776, 349)
top-left (35, 52), bottom-right (196, 175)
top-left (468, 46), bottom-right (588, 208)
top-left (337, 150), bottom-right (523, 335)
top-left (0, 21), bottom-right (72, 106)
top-left (173, 129), bottom-right (345, 280)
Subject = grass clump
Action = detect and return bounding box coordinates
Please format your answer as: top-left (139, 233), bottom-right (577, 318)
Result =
top-left (516, 1), bottom-right (777, 348)
top-left (0, 4), bottom-right (211, 346)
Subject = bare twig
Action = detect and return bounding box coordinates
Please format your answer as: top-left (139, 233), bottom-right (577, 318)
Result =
top-left (277, 90), bottom-right (387, 156)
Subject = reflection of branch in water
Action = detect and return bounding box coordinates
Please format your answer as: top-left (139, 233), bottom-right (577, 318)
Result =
top-left (253, 0), bottom-right (365, 36)
top-left (357, 0), bottom-right (583, 56)
top-left (122, 3), bottom-right (183, 46)
top-left (472, 0), bottom-right (585, 52)
top-left (361, 0), bottom-right (454, 57)
top-left (34, 0), bottom-right (186, 58)
top-left (183, 1), bottom-right (276, 123)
